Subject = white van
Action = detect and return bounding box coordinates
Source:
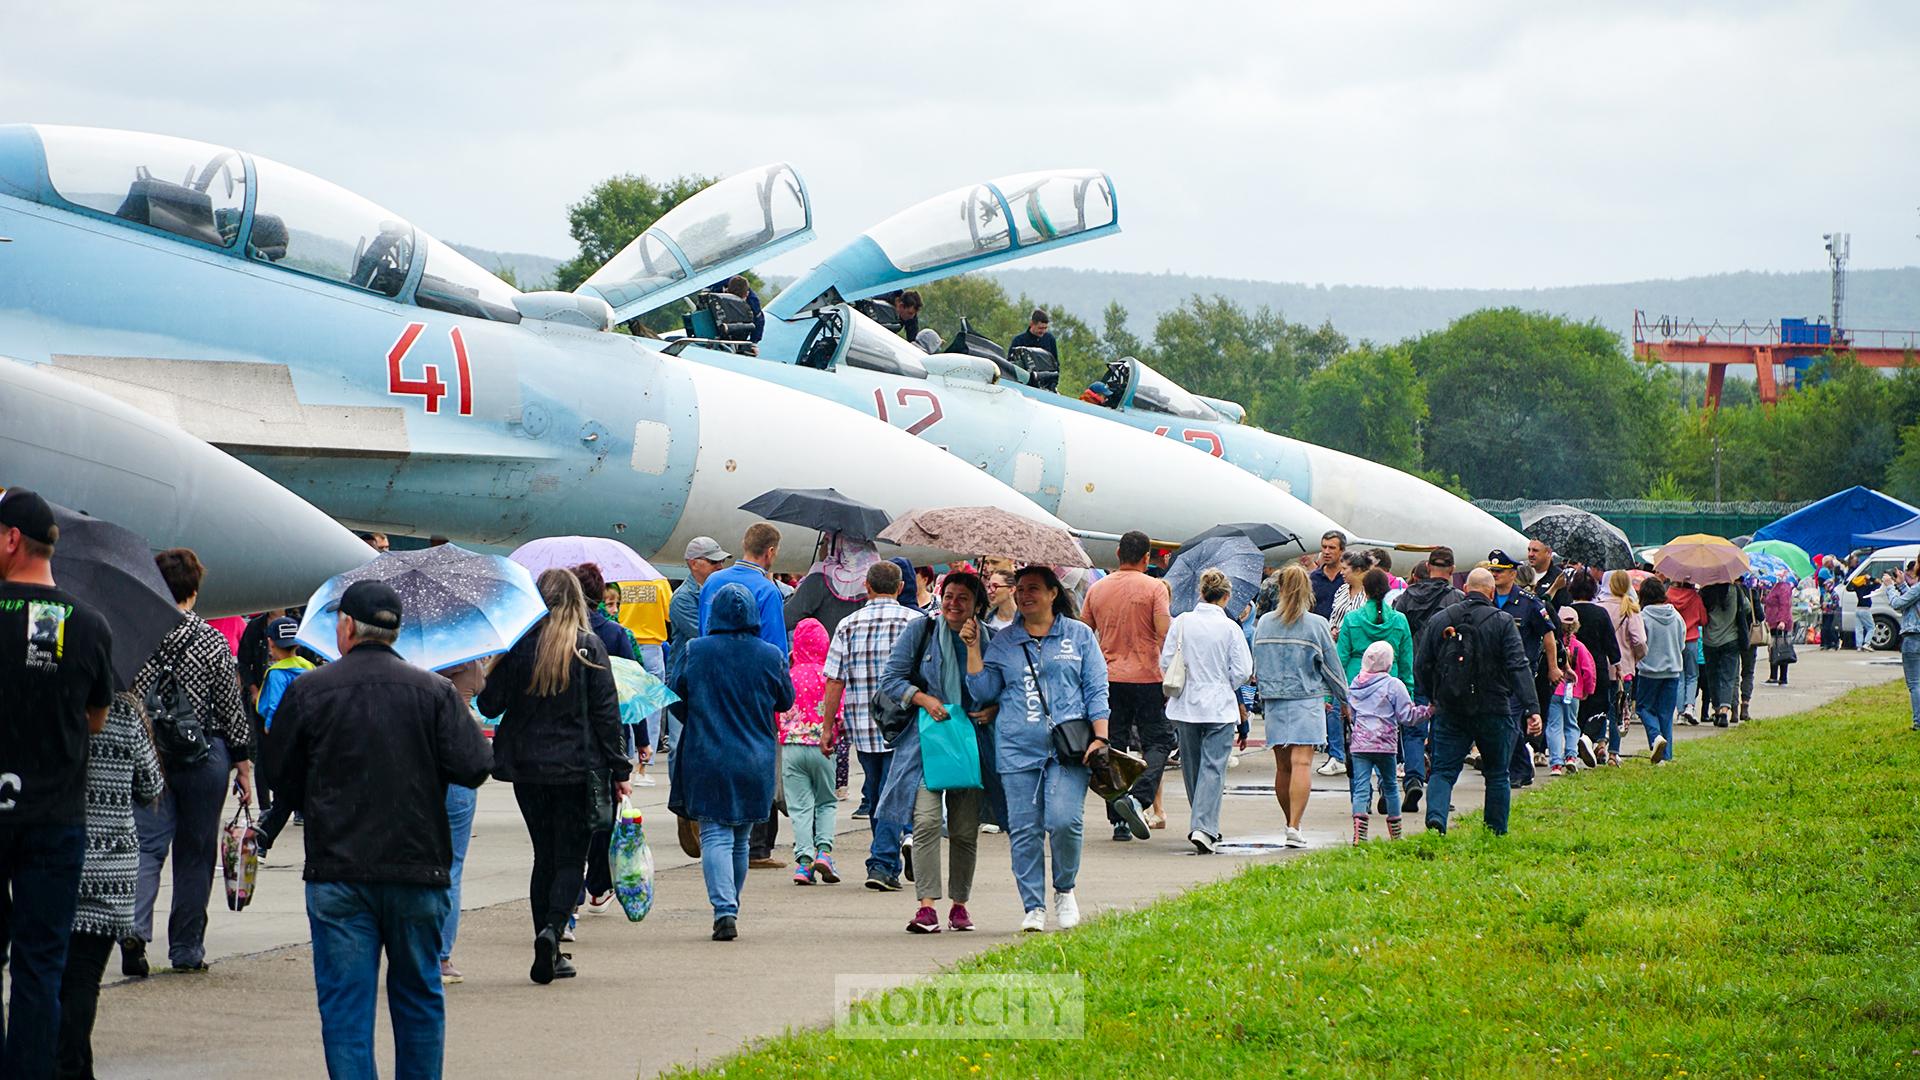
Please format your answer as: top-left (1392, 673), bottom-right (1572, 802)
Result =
top-left (1838, 543), bottom-right (1919, 650)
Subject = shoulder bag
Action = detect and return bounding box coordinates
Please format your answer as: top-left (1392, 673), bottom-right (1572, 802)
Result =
top-left (146, 663), bottom-right (212, 769)
top-left (1161, 619), bottom-right (1188, 700)
top-left (1024, 640), bottom-right (1093, 766)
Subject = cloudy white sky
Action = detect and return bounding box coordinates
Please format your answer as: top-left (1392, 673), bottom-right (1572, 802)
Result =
top-left (6, 1), bottom-right (1916, 288)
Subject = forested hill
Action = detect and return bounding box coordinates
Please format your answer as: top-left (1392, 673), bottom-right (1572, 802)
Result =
top-left (988, 266), bottom-right (1920, 346)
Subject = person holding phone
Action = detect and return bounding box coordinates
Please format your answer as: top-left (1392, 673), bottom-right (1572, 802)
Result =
top-left (966, 566), bottom-right (1112, 933)
top-left (1890, 559), bottom-right (1920, 730)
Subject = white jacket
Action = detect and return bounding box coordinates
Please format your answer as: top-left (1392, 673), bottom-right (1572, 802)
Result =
top-left (1160, 603), bottom-right (1254, 724)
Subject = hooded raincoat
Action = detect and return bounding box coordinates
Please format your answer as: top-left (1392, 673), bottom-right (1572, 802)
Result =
top-left (669, 583), bottom-right (795, 824)
top-left (778, 618), bottom-right (835, 746)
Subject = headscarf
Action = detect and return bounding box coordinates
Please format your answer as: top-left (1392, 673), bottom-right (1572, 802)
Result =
top-left (1361, 640), bottom-right (1394, 675)
top-left (811, 532), bottom-right (880, 602)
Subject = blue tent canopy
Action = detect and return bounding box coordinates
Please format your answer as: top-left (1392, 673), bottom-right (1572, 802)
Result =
top-left (1752, 486), bottom-right (1920, 558)
top-left (1853, 513), bottom-right (1920, 549)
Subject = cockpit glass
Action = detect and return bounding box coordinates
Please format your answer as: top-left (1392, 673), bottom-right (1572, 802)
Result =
top-left (656, 164), bottom-right (807, 275)
top-left (997, 170), bottom-right (1115, 246)
top-left (40, 125), bottom-right (246, 249)
top-left (1130, 360), bottom-right (1221, 421)
top-left (415, 239), bottom-right (522, 323)
top-left (842, 309), bottom-right (929, 379)
top-left (583, 231), bottom-right (685, 310)
top-left (866, 183), bottom-right (1011, 273)
top-left (248, 155), bottom-right (414, 297)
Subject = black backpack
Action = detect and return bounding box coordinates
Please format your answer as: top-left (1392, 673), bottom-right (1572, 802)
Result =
top-left (1432, 604), bottom-right (1498, 712)
top-left (144, 666), bottom-right (211, 768)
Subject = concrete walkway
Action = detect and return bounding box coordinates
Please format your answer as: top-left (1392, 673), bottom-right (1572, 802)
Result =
top-left (88, 649), bottom-right (1902, 1077)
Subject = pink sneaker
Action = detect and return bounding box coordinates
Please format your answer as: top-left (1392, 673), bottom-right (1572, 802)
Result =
top-left (907, 907), bottom-right (942, 934)
top-left (948, 903), bottom-right (975, 932)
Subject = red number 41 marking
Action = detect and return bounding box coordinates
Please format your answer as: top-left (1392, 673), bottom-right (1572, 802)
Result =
top-left (386, 322), bottom-right (473, 415)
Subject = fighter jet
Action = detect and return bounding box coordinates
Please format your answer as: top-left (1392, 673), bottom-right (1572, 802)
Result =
top-left (594, 168), bottom-right (1345, 561)
top-left (0, 125), bottom-right (1069, 613)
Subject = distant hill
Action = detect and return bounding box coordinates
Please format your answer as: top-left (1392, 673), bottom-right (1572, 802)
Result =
top-left (987, 266), bottom-right (1920, 348)
top-left (447, 244), bottom-right (564, 291)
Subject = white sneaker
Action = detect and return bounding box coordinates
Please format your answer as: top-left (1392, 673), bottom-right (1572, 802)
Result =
top-left (1650, 735), bottom-right (1668, 763)
top-left (1054, 891), bottom-right (1080, 930)
top-left (1020, 908), bottom-right (1047, 933)
top-left (979, 823), bottom-right (1003, 834)
top-left (584, 892), bottom-right (614, 915)
top-left (631, 774), bottom-right (657, 787)
top-left (1315, 758), bottom-right (1345, 776)
top-left (1189, 830), bottom-right (1216, 855)
top-left (1283, 827), bottom-right (1306, 848)
top-left (1576, 734), bottom-right (1598, 769)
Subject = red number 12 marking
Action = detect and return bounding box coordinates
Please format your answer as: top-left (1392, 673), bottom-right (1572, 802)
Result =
top-left (387, 323), bottom-right (473, 416)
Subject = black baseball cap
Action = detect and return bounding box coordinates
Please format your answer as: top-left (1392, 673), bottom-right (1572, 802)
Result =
top-left (1485, 549), bottom-right (1520, 571)
top-left (0, 489), bottom-right (58, 546)
top-left (330, 580), bottom-right (403, 629)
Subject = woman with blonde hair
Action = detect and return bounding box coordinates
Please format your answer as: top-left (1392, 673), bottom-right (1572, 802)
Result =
top-left (1599, 568), bottom-right (1648, 733)
top-left (479, 568), bottom-right (630, 983)
top-left (1251, 564), bottom-right (1349, 848)
top-left (1163, 568), bottom-right (1254, 853)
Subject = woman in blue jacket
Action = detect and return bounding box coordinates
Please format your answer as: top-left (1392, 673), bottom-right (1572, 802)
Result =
top-left (668, 583), bottom-right (795, 941)
top-left (966, 566), bottom-right (1112, 933)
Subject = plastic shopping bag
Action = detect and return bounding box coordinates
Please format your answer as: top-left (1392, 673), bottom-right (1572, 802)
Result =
top-left (610, 799), bottom-right (656, 923)
top-left (222, 800), bottom-right (260, 912)
top-left (918, 704), bottom-right (983, 791)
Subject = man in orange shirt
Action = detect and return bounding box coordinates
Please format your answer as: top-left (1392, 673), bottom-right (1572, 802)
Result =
top-left (1080, 530), bottom-right (1172, 841)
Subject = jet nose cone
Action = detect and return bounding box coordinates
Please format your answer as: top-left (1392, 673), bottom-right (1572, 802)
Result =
top-left (669, 363), bottom-right (1067, 571)
top-left (1052, 410), bottom-right (1342, 556)
top-left (1, 358), bottom-right (373, 615)
top-left (1296, 443), bottom-right (1527, 559)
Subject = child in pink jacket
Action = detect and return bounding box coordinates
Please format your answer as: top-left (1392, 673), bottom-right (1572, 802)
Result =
top-left (1347, 640), bottom-right (1416, 844)
top-left (1549, 608), bottom-right (1597, 774)
top-left (779, 619), bottom-right (843, 884)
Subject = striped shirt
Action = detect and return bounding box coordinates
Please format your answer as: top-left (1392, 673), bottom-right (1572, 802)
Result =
top-left (823, 598), bottom-right (924, 753)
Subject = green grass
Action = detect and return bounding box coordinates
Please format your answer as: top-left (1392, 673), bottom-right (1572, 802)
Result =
top-left (674, 684), bottom-right (1920, 1079)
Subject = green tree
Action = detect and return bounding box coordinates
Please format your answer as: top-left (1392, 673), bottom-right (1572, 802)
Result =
top-left (1095, 301), bottom-right (1145, 364)
top-left (1296, 344), bottom-right (1426, 473)
top-left (1148, 295), bottom-right (1347, 433)
top-left (1888, 419), bottom-right (1920, 506)
top-left (552, 172), bottom-right (716, 293)
top-left (1407, 308), bottom-right (1676, 500)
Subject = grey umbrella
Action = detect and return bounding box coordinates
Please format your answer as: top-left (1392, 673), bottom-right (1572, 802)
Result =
top-left (1518, 504), bottom-right (1634, 570)
top-left (1164, 535), bottom-right (1266, 618)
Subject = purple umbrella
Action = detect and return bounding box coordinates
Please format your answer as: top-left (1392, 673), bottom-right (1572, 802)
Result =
top-left (509, 536), bottom-right (663, 583)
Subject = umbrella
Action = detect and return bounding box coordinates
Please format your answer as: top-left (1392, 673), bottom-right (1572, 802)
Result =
top-left (1163, 535), bottom-right (1266, 618)
top-left (878, 507), bottom-right (1092, 568)
top-left (294, 544), bottom-right (547, 671)
top-left (45, 502), bottom-right (183, 689)
top-left (1174, 522), bottom-right (1304, 556)
top-left (1743, 551), bottom-right (1796, 587)
top-left (510, 536), bottom-right (661, 584)
top-left (610, 656), bottom-right (679, 718)
top-left (1652, 533), bottom-right (1750, 586)
top-left (1743, 539), bottom-right (1814, 581)
top-left (1519, 504), bottom-right (1634, 570)
top-left (739, 487), bottom-right (890, 540)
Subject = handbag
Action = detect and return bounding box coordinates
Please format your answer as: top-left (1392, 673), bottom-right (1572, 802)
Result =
top-left (870, 618), bottom-right (936, 747)
top-left (918, 704), bottom-right (984, 791)
top-left (576, 647), bottom-right (617, 829)
top-left (1022, 641), bottom-right (1095, 766)
top-left (221, 798), bottom-right (260, 912)
top-left (609, 799), bottom-right (656, 922)
top-left (1748, 620), bottom-right (1770, 647)
top-left (1161, 621), bottom-right (1188, 700)
top-left (1088, 747), bottom-right (1147, 802)
top-left (145, 664), bottom-right (212, 769)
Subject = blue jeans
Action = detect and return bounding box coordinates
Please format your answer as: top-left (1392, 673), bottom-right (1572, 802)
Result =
top-left (1322, 699), bottom-right (1346, 763)
top-left (133, 734), bottom-right (231, 966)
top-left (1545, 695), bottom-right (1579, 765)
top-left (1400, 704), bottom-right (1429, 786)
top-left (1001, 763), bottom-right (1090, 913)
top-left (698, 820), bottom-right (752, 919)
top-left (440, 785), bottom-right (478, 963)
top-left (860, 750), bottom-right (904, 879)
top-left (1679, 645), bottom-right (1700, 714)
top-left (1425, 710), bottom-right (1517, 836)
top-left (1635, 675), bottom-right (1679, 759)
top-left (1347, 752), bottom-right (1399, 817)
top-left (0, 822), bottom-right (86, 1077)
top-left (1901, 636), bottom-right (1920, 730)
top-left (307, 880), bottom-right (450, 1080)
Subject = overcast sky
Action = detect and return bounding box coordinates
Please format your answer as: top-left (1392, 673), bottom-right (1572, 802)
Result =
top-left (7, 1), bottom-right (1917, 288)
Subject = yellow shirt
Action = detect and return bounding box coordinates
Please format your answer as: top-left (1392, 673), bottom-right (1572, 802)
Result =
top-left (616, 579), bottom-right (672, 645)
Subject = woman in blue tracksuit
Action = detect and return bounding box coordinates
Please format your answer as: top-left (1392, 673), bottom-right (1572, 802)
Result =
top-left (966, 566), bottom-right (1112, 934)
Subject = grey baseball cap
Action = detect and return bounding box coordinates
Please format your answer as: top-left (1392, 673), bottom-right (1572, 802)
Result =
top-left (684, 536), bottom-right (730, 562)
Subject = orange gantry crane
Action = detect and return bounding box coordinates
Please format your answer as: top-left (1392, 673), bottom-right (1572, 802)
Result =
top-left (1633, 310), bottom-right (1920, 407)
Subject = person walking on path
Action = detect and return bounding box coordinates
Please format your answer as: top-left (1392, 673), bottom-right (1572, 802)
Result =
top-left (478, 570), bottom-right (630, 981)
top-left (1886, 558), bottom-right (1920, 730)
top-left (1486, 550), bottom-right (1560, 790)
top-left (1393, 547), bottom-right (1462, 810)
top-left (127, 547), bottom-right (254, 976)
top-left (1253, 565), bottom-right (1349, 849)
top-left (669, 583), bottom-right (794, 941)
top-left (1345, 641), bottom-right (1416, 843)
top-left (1080, 530), bottom-right (1173, 840)
top-left (779, 618), bottom-right (841, 886)
top-left (1764, 578), bottom-right (1796, 685)
top-left (1818, 565), bottom-right (1842, 650)
top-left (876, 571), bottom-right (999, 933)
top-left (1336, 568), bottom-right (1414, 810)
top-left (1163, 569), bottom-right (1254, 854)
top-left (821, 561), bottom-right (924, 889)
top-left (1309, 532), bottom-right (1350, 773)
top-left (663, 537), bottom-right (730, 768)
top-left (1545, 609), bottom-right (1596, 774)
top-left (1667, 579), bottom-right (1706, 723)
top-left (699, 524), bottom-right (789, 867)
top-left (1600, 568), bottom-right (1648, 713)
top-left (1567, 573), bottom-right (1623, 767)
top-left (1635, 578), bottom-right (1685, 763)
top-left (57, 690), bottom-right (163, 1079)
top-left (966, 566), bottom-right (1112, 933)
top-left (431, 658), bottom-right (488, 986)
top-left (1414, 568), bottom-right (1542, 836)
top-left (0, 489), bottom-right (114, 1078)
top-left (266, 580), bottom-right (493, 1077)
top-left (1698, 582), bottom-right (1748, 728)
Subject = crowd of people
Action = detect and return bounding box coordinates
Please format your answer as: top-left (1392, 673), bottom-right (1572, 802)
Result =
top-left (6, 479), bottom-right (1920, 1078)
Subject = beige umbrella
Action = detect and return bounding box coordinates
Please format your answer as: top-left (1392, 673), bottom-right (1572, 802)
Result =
top-left (879, 506), bottom-right (1093, 568)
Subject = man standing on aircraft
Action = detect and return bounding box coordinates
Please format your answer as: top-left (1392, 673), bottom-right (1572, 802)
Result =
top-left (1009, 308), bottom-right (1058, 361)
top-left (699, 524), bottom-right (789, 867)
top-left (0, 489), bottom-right (114, 1076)
top-left (1080, 531), bottom-right (1171, 839)
top-left (891, 290), bottom-right (924, 343)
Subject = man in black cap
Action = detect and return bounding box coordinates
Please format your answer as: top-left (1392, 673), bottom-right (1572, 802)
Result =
top-left (0, 488), bottom-right (115, 1076)
top-left (267, 580), bottom-right (492, 1078)
top-left (1485, 549), bottom-right (1561, 790)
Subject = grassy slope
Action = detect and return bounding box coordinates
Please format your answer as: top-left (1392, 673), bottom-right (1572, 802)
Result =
top-left (674, 683), bottom-right (1920, 1079)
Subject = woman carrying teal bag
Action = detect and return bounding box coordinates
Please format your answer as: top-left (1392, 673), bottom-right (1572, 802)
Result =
top-left (876, 571), bottom-right (999, 935)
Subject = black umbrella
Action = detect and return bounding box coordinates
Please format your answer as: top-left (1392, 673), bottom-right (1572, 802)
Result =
top-left (47, 503), bottom-right (183, 689)
top-left (1518, 504), bottom-right (1634, 571)
top-left (739, 488), bottom-right (891, 540)
top-left (1173, 522), bottom-right (1304, 560)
